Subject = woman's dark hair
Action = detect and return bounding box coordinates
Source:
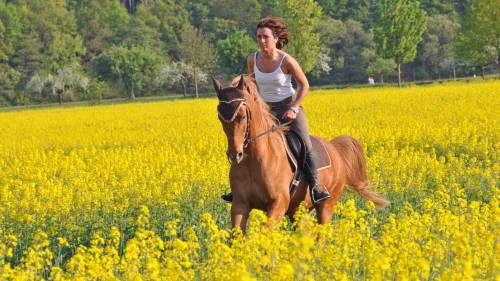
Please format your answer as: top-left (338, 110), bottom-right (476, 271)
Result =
top-left (257, 17), bottom-right (289, 49)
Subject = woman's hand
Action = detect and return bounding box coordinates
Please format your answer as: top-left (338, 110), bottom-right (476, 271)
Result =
top-left (282, 107), bottom-right (299, 120)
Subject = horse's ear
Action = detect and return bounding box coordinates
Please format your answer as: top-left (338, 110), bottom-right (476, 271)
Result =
top-left (212, 77), bottom-right (222, 97)
top-left (236, 74), bottom-right (244, 90)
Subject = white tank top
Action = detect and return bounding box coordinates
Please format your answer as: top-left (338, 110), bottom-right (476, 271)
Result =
top-left (254, 52), bottom-right (295, 102)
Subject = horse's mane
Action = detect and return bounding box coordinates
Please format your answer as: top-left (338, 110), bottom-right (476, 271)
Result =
top-left (230, 76), bottom-right (279, 130)
top-left (230, 76), bottom-right (286, 156)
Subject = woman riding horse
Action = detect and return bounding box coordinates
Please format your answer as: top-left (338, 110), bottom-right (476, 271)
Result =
top-left (221, 16), bottom-right (330, 204)
top-left (215, 17), bottom-right (390, 230)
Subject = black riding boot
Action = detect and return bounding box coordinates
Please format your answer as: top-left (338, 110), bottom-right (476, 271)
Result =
top-left (305, 151), bottom-right (330, 204)
top-left (221, 192), bottom-right (233, 203)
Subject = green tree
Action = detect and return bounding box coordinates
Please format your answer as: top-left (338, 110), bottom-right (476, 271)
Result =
top-left (206, 0), bottom-right (261, 32)
top-left (92, 46), bottom-right (163, 99)
top-left (75, 0), bottom-right (129, 62)
top-left (117, 1), bottom-right (193, 57)
top-left (419, 15), bottom-right (459, 79)
top-left (0, 1), bottom-right (23, 98)
top-left (0, 19), bottom-right (5, 62)
top-left (315, 17), bottom-right (346, 83)
top-left (118, 9), bottom-right (165, 54)
top-left (316, 0), bottom-right (381, 28)
top-left (139, 0), bottom-right (191, 58)
top-left (374, 0), bottom-right (427, 86)
top-left (179, 25), bottom-right (216, 98)
top-left (258, 0), bottom-right (274, 18)
top-left (453, 0), bottom-right (472, 16)
top-left (120, 0), bottom-right (142, 14)
top-left (455, 0), bottom-right (500, 77)
top-left (40, 0), bottom-right (85, 72)
top-left (187, 0), bottom-right (210, 29)
top-left (273, 0), bottom-right (322, 73)
top-left (217, 30), bottom-right (257, 76)
top-left (367, 56), bottom-right (396, 83)
top-left (419, 0), bottom-right (454, 15)
top-left (44, 31), bottom-right (85, 73)
top-left (0, 2), bottom-right (21, 63)
top-left (200, 17), bottom-right (240, 43)
top-left (0, 64), bottom-right (21, 105)
top-left (10, 30), bottom-right (43, 85)
top-left (314, 18), bottom-right (375, 84)
top-left (11, 0), bottom-right (85, 75)
top-left (188, 0), bottom-right (261, 43)
top-left (340, 19), bottom-right (374, 83)
top-left (67, 0), bottom-right (78, 9)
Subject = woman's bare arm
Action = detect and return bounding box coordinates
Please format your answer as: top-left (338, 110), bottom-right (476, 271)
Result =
top-left (286, 56), bottom-right (309, 108)
top-left (247, 54), bottom-right (254, 77)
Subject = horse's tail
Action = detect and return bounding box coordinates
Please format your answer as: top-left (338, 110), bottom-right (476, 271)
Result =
top-left (331, 135), bottom-right (390, 210)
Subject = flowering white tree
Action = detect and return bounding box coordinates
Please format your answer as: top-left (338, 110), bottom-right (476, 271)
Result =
top-left (155, 61), bottom-right (207, 97)
top-left (26, 63), bottom-right (89, 104)
top-left (179, 26), bottom-right (215, 98)
top-left (313, 51), bottom-right (332, 75)
top-left (26, 75), bottom-right (47, 96)
top-left (154, 62), bottom-right (183, 94)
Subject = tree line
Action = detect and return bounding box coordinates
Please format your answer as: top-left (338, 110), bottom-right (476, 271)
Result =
top-left (0, 0), bottom-right (498, 106)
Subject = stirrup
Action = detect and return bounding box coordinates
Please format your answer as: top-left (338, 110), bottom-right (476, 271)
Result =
top-left (221, 193), bottom-right (233, 203)
top-left (311, 185), bottom-right (330, 204)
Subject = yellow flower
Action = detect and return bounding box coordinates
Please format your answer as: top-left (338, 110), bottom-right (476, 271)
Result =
top-left (0, 80), bottom-right (497, 279)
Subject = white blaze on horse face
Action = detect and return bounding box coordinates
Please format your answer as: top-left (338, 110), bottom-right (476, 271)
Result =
top-left (222, 107), bottom-right (247, 163)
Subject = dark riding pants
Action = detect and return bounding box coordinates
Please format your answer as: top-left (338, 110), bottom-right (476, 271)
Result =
top-left (266, 96), bottom-right (313, 151)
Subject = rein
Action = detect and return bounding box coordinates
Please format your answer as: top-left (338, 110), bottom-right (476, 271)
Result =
top-left (243, 119), bottom-right (292, 148)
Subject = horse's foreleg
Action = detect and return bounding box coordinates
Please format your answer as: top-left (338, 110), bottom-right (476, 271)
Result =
top-left (266, 199), bottom-right (287, 228)
top-left (315, 181), bottom-right (345, 224)
top-left (316, 204), bottom-right (334, 224)
top-left (231, 203), bottom-right (250, 231)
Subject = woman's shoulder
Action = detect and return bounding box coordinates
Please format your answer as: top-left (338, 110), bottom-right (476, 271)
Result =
top-left (280, 52), bottom-right (299, 69)
top-left (248, 51), bottom-right (260, 58)
top-left (247, 52), bottom-right (258, 63)
top-left (278, 51), bottom-right (294, 62)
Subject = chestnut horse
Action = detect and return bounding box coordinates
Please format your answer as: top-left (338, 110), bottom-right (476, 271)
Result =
top-left (214, 75), bottom-right (389, 229)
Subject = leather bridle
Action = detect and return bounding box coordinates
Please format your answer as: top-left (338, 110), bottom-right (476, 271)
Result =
top-left (218, 97), bottom-right (252, 148)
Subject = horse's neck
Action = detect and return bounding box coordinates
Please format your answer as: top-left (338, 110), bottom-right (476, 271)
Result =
top-left (246, 106), bottom-right (284, 161)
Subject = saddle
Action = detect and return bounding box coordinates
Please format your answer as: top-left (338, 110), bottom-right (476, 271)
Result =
top-left (283, 131), bottom-right (332, 196)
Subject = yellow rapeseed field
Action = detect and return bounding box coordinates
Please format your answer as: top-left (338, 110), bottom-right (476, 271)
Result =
top-left (0, 81), bottom-right (498, 280)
